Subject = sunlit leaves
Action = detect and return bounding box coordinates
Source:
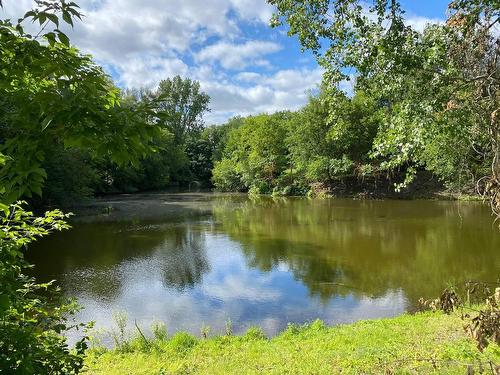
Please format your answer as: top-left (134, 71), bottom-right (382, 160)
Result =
top-left (0, 1), bottom-right (160, 203)
top-left (270, 0), bottom-right (499, 201)
top-left (213, 112), bottom-right (293, 193)
top-left (148, 76), bottom-right (211, 144)
top-left (0, 202), bottom-right (87, 373)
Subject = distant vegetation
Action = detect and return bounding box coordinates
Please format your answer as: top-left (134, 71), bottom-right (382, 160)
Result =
top-left (212, 91), bottom-right (385, 196)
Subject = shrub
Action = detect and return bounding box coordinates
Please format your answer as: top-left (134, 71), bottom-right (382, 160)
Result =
top-left (329, 155), bottom-right (354, 178)
top-left (305, 157), bottom-right (331, 182)
top-left (212, 158), bottom-right (244, 191)
top-left (0, 202), bottom-right (88, 374)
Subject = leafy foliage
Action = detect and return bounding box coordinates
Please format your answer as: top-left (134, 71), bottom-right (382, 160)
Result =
top-left (41, 147), bottom-right (98, 206)
top-left (0, 202), bottom-right (88, 374)
top-left (148, 76), bottom-right (210, 144)
top-left (269, 0), bottom-right (499, 213)
top-left (0, 1), bottom-right (171, 372)
top-left (88, 78), bottom-right (212, 195)
top-left (0, 1), bottom-right (159, 203)
top-left (212, 112), bottom-right (292, 194)
top-left (212, 91), bottom-right (383, 195)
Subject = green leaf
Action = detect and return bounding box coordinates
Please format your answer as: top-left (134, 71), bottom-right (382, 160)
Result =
top-left (41, 116), bottom-right (53, 130)
top-left (15, 24), bottom-right (24, 35)
top-left (22, 10), bottom-right (36, 20)
top-left (46, 13), bottom-right (59, 27)
top-left (38, 14), bottom-right (47, 25)
top-left (0, 295), bottom-right (9, 312)
top-left (44, 32), bottom-right (56, 47)
top-left (57, 31), bottom-right (70, 47)
top-left (62, 11), bottom-right (73, 27)
top-left (0, 203), bottom-right (9, 214)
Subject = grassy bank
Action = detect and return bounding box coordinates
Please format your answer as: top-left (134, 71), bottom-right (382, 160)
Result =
top-left (84, 311), bottom-right (500, 374)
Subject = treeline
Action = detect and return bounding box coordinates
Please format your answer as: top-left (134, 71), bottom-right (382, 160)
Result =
top-left (33, 79), bottom-right (494, 205)
top-left (267, 0), bottom-right (499, 213)
top-left (211, 87), bottom-right (490, 197)
top-left (213, 91), bottom-right (384, 196)
top-left (28, 76), bottom-right (218, 206)
top-left (215, 0), bottom-right (499, 205)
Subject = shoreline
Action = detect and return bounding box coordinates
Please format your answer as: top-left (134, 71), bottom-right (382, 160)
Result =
top-left (40, 187), bottom-right (484, 213)
top-left (32, 189), bottom-right (487, 226)
top-left (84, 310), bottom-right (500, 374)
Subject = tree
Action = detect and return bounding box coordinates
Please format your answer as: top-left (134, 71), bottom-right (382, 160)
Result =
top-left (0, 0), bottom-right (159, 203)
top-left (84, 78), bottom-right (211, 194)
top-left (149, 76), bottom-right (210, 144)
top-left (212, 112), bottom-right (292, 193)
top-left (203, 116), bottom-right (245, 163)
top-left (269, 0), bottom-right (499, 213)
top-left (0, 1), bottom-right (161, 372)
top-left (205, 117), bottom-right (245, 190)
top-left (445, 0), bottom-right (499, 213)
top-left (111, 77), bottom-right (212, 189)
top-left (287, 89), bottom-right (382, 184)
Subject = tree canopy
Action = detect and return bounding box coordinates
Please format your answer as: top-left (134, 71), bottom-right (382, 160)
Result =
top-left (0, 0), bottom-right (161, 203)
top-left (269, 0), bottom-right (499, 212)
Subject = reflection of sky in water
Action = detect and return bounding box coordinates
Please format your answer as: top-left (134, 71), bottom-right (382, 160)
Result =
top-left (64, 232), bottom-right (406, 344)
top-left (29, 195), bottom-right (499, 346)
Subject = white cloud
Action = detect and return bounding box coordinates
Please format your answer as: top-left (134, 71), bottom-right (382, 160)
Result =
top-left (113, 55), bottom-right (189, 88)
top-left (202, 67), bottom-right (323, 124)
top-left (229, 0), bottom-right (274, 24)
top-left (236, 72), bottom-right (263, 82)
top-left (71, 0), bottom-right (239, 62)
top-left (2, 0), bottom-right (321, 123)
top-left (405, 14), bottom-right (443, 32)
top-left (4, 0), bottom-right (272, 60)
top-left (195, 40), bottom-right (282, 70)
top-left (0, 0), bottom-right (33, 17)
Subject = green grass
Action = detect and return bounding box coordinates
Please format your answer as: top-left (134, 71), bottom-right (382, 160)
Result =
top-left (84, 311), bottom-right (500, 374)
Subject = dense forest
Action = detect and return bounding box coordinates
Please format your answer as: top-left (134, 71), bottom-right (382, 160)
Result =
top-left (0, 0), bottom-right (498, 373)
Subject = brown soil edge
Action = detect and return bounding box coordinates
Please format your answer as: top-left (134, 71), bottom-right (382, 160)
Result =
top-left (312, 171), bottom-right (483, 201)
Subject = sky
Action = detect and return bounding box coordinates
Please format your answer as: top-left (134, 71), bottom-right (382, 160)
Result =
top-left (2, 0), bottom-right (449, 124)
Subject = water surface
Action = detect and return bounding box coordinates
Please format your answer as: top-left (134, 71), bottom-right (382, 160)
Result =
top-left (30, 193), bottom-right (500, 342)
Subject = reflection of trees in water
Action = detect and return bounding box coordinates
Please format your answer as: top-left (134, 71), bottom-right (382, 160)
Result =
top-left (29, 195), bottom-right (500, 308)
top-left (212, 198), bottom-right (500, 304)
top-left (29, 213), bottom-right (211, 300)
top-left (159, 224), bottom-right (209, 291)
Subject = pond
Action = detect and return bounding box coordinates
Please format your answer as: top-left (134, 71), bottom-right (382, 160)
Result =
top-left (30, 193), bottom-right (500, 343)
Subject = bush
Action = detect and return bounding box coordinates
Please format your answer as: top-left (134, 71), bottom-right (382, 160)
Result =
top-left (0, 203), bottom-right (88, 374)
top-left (212, 158), bottom-right (244, 191)
top-left (305, 157), bottom-right (331, 182)
top-left (329, 155), bottom-right (354, 178)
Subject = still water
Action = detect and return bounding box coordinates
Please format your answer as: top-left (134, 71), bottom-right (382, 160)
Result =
top-left (30, 193), bottom-right (500, 342)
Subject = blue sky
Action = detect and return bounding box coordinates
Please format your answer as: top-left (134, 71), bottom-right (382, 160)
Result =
top-left (3, 0), bottom-right (449, 124)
